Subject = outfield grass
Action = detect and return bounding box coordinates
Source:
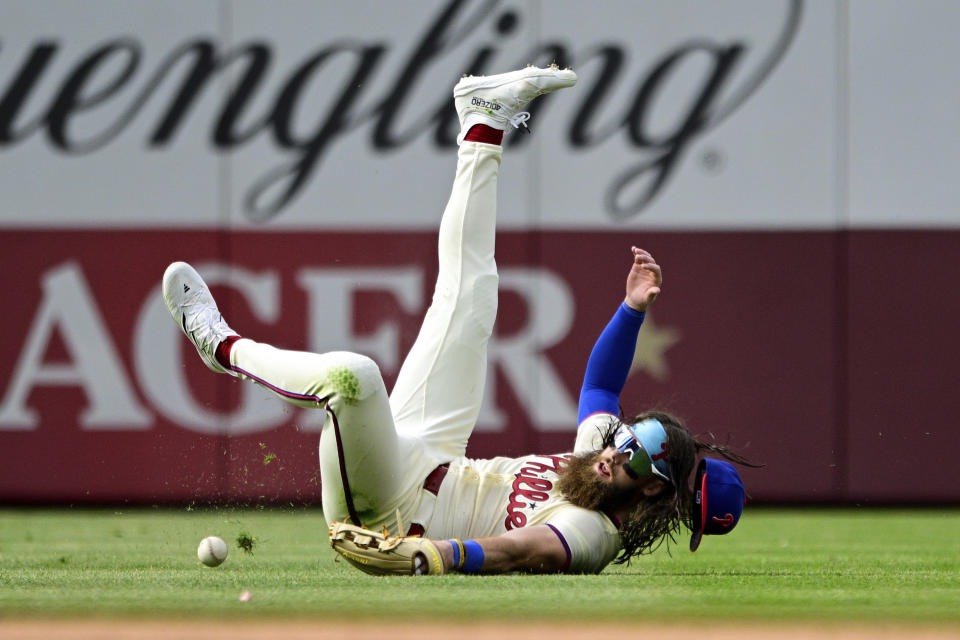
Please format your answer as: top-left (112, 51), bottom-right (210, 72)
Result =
top-left (0, 506), bottom-right (958, 625)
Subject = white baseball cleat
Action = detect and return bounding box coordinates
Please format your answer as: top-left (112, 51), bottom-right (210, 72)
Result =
top-left (162, 261), bottom-right (239, 376)
top-left (454, 64), bottom-right (578, 144)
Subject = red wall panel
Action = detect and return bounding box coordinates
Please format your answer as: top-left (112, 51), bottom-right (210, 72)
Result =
top-left (844, 232), bottom-right (960, 501)
top-left (1, 229), bottom-right (957, 504)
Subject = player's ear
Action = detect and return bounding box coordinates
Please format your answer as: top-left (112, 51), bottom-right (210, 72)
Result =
top-left (641, 478), bottom-right (666, 497)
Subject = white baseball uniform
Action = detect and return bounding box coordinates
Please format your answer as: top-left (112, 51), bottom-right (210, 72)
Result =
top-left (224, 141), bottom-right (620, 573)
top-left (424, 412), bottom-right (622, 573)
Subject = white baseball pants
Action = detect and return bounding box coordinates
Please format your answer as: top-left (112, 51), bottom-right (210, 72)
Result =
top-left (227, 141), bottom-right (503, 533)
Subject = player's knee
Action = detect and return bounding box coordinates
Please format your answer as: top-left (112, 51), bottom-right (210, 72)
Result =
top-left (324, 352), bottom-right (384, 405)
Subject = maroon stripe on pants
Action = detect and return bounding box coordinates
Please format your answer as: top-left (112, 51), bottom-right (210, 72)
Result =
top-left (326, 402), bottom-right (361, 527)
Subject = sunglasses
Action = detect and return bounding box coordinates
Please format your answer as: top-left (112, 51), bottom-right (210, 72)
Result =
top-left (612, 421), bottom-right (672, 484)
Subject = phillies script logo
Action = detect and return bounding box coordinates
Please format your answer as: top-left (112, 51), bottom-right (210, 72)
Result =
top-left (0, 0), bottom-right (800, 221)
top-left (712, 513), bottom-right (736, 528)
top-left (504, 454), bottom-right (571, 530)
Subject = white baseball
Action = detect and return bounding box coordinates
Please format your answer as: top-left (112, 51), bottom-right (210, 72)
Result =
top-left (197, 536), bottom-right (228, 567)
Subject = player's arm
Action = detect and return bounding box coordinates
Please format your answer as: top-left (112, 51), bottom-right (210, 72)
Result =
top-left (433, 524), bottom-right (569, 574)
top-left (577, 246), bottom-right (663, 423)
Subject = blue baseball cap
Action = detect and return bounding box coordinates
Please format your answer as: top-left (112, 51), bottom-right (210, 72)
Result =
top-left (690, 458), bottom-right (746, 552)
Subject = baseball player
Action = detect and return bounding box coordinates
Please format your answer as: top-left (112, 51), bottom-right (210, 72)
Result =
top-left (163, 65), bottom-right (755, 575)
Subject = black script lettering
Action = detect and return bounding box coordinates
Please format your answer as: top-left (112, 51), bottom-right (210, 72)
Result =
top-left (0, 43), bottom-right (58, 144)
top-left (46, 40), bottom-right (140, 152)
top-left (243, 43), bottom-right (385, 222)
top-left (604, 41), bottom-right (745, 218)
top-left (702, 0), bottom-right (803, 127)
top-left (601, 0), bottom-right (802, 219)
top-left (153, 41), bottom-right (272, 146)
top-left (0, 38), bottom-right (272, 153)
top-left (0, 39), bottom-right (142, 152)
top-left (0, 0), bottom-right (801, 224)
top-left (569, 45), bottom-right (629, 145)
top-left (373, 0), bottom-right (499, 149)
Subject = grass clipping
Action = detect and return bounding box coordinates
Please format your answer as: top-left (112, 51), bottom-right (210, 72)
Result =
top-left (236, 531), bottom-right (257, 554)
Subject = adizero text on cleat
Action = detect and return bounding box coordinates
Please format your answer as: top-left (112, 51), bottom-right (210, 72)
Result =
top-left (454, 65), bottom-right (577, 144)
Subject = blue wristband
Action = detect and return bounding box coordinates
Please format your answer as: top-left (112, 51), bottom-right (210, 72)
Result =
top-left (461, 540), bottom-right (484, 573)
top-left (446, 539), bottom-right (463, 569)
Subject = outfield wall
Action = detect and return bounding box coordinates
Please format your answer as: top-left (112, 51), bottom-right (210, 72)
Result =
top-left (2, 1), bottom-right (958, 504)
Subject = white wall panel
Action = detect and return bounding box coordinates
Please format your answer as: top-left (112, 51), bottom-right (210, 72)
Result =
top-left (1, 0), bottom-right (958, 230)
top-left (848, 0), bottom-right (960, 228)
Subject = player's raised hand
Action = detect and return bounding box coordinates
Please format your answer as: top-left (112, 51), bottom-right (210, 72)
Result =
top-left (624, 246), bottom-right (662, 312)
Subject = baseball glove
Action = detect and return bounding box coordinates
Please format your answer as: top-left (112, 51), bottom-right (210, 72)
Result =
top-left (328, 521), bottom-right (446, 576)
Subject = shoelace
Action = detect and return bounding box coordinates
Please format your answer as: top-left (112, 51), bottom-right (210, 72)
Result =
top-left (508, 111), bottom-right (531, 130)
top-left (184, 305), bottom-right (227, 346)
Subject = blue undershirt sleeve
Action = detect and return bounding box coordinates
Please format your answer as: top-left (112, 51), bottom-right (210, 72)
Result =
top-left (577, 302), bottom-right (646, 424)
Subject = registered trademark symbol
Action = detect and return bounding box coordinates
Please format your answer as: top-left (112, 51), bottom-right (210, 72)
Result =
top-left (700, 148), bottom-right (726, 173)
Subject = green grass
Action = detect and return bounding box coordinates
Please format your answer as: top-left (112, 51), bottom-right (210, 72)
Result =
top-left (0, 506), bottom-right (958, 625)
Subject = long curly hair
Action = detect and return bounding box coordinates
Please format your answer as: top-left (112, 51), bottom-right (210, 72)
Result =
top-left (598, 410), bottom-right (762, 564)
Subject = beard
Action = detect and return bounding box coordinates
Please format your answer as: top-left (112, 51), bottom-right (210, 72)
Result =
top-left (557, 452), bottom-right (633, 512)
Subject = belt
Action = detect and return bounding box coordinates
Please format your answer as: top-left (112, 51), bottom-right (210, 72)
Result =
top-left (406, 463), bottom-right (448, 536)
top-left (423, 463), bottom-right (449, 496)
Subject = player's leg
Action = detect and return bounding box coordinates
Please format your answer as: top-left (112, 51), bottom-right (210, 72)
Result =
top-left (387, 140), bottom-right (500, 460)
top-left (389, 65), bottom-right (577, 460)
top-left (229, 340), bottom-right (434, 529)
top-left (162, 262), bottom-right (433, 532)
